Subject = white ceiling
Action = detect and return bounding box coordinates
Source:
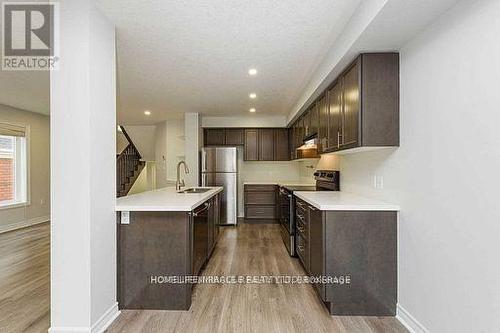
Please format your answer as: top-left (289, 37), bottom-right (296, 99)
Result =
top-left (0, 0), bottom-right (50, 115)
top-left (96, 0), bottom-right (362, 124)
top-left (0, 71), bottom-right (49, 115)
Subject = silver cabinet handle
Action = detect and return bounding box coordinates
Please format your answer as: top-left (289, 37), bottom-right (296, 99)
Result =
top-left (193, 202), bottom-right (211, 216)
top-left (337, 131), bottom-right (341, 149)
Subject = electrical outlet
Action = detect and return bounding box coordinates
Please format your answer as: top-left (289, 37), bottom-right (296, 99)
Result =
top-left (121, 211), bottom-right (130, 224)
top-left (40, 198), bottom-right (44, 205)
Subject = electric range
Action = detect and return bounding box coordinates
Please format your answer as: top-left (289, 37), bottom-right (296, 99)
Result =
top-left (278, 170), bottom-right (340, 256)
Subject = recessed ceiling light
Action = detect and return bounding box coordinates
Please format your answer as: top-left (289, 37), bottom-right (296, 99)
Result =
top-left (248, 68), bottom-right (258, 76)
top-left (249, 108), bottom-right (256, 113)
top-left (144, 110), bottom-right (151, 116)
top-left (249, 93), bottom-right (257, 99)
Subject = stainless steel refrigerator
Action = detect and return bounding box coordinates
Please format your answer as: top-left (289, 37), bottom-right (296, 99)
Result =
top-left (201, 147), bottom-right (238, 225)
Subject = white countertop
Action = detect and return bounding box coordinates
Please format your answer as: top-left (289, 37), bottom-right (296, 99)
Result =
top-left (294, 191), bottom-right (400, 211)
top-left (243, 182), bottom-right (316, 187)
top-left (115, 187), bottom-right (223, 212)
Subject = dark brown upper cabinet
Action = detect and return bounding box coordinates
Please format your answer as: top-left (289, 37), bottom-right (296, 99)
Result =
top-left (327, 80), bottom-right (342, 150)
top-left (274, 128), bottom-right (289, 161)
top-left (204, 129), bottom-right (225, 146)
top-left (298, 53), bottom-right (399, 154)
top-left (309, 103), bottom-right (319, 137)
top-left (298, 116), bottom-right (305, 144)
top-left (244, 129), bottom-right (259, 161)
top-left (242, 128), bottom-right (289, 161)
top-left (340, 59), bottom-right (360, 149)
top-left (302, 110), bottom-right (311, 139)
top-left (317, 94), bottom-right (329, 153)
top-left (224, 129), bottom-right (244, 145)
top-left (258, 129), bottom-right (275, 161)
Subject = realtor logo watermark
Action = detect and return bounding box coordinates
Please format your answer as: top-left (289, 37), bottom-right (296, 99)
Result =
top-left (2, 2), bottom-right (59, 70)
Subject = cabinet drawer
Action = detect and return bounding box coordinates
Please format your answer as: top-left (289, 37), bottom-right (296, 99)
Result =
top-left (245, 205), bottom-right (276, 219)
top-left (297, 233), bottom-right (309, 273)
top-left (296, 199), bottom-right (308, 215)
top-left (245, 191), bottom-right (276, 205)
top-left (244, 184), bottom-right (276, 192)
top-left (296, 216), bottom-right (308, 239)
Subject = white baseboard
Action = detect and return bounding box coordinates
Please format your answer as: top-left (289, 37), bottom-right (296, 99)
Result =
top-left (48, 302), bottom-right (120, 333)
top-left (397, 304), bottom-right (429, 333)
top-left (0, 215), bottom-right (50, 234)
top-left (91, 302), bottom-right (120, 333)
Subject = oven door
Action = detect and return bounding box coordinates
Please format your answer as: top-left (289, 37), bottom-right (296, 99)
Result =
top-left (278, 187), bottom-right (295, 256)
top-left (278, 187), bottom-right (291, 232)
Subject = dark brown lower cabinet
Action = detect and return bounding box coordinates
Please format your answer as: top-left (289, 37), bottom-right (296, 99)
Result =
top-left (117, 195), bottom-right (220, 311)
top-left (244, 184), bottom-right (278, 223)
top-left (297, 198), bottom-right (397, 316)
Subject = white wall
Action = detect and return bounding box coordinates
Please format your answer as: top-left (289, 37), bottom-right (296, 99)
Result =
top-left (128, 161), bottom-right (156, 195)
top-left (154, 119), bottom-right (186, 188)
top-left (0, 104), bottom-right (50, 233)
top-left (184, 113), bottom-right (201, 187)
top-left (154, 121), bottom-right (168, 188)
top-left (166, 119), bottom-right (185, 182)
top-left (202, 115), bottom-right (287, 128)
top-left (50, 1), bottom-right (118, 331)
top-left (237, 147), bottom-right (301, 216)
top-left (339, 0), bottom-right (500, 331)
top-left (123, 125), bottom-right (156, 161)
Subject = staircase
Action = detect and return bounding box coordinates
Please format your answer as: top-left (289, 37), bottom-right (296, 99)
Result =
top-left (116, 126), bottom-right (145, 197)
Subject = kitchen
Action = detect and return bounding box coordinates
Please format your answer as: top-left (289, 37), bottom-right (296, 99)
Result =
top-left (39, 0), bottom-right (500, 332)
top-left (114, 52), bottom-right (402, 329)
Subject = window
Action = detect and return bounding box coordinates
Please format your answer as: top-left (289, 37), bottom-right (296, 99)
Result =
top-left (0, 122), bottom-right (28, 208)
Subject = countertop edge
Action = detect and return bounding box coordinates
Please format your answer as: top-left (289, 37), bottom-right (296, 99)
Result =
top-left (294, 192), bottom-right (400, 212)
top-left (115, 187), bottom-right (223, 212)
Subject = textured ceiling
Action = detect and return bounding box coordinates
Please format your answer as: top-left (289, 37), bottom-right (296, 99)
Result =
top-left (0, 71), bottom-right (49, 115)
top-left (0, 0), bottom-right (50, 115)
top-left (96, 0), bottom-right (361, 124)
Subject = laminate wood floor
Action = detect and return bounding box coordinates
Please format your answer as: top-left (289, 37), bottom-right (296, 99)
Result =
top-left (107, 223), bottom-right (408, 333)
top-left (0, 223), bottom-right (50, 333)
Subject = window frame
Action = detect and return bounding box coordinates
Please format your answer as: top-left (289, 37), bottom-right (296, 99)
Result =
top-left (0, 124), bottom-right (30, 210)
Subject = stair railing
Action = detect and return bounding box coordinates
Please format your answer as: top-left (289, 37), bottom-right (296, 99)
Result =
top-left (116, 126), bottom-right (142, 197)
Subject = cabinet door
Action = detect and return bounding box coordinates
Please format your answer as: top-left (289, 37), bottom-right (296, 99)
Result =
top-left (205, 129), bottom-right (225, 145)
top-left (328, 81), bottom-right (342, 150)
top-left (292, 121), bottom-right (299, 150)
top-left (207, 198), bottom-right (214, 255)
top-left (244, 129), bottom-right (258, 161)
top-left (258, 129), bottom-right (274, 161)
top-left (303, 110), bottom-right (311, 138)
top-left (213, 194), bottom-right (220, 242)
top-left (225, 129), bottom-right (244, 145)
top-left (341, 60), bottom-right (360, 147)
top-left (309, 205), bottom-right (325, 299)
top-left (318, 94), bottom-right (329, 153)
top-left (288, 128), bottom-right (295, 160)
top-left (274, 128), bottom-right (289, 161)
top-left (297, 117), bottom-right (306, 142)
top-left (309, 103), bottom-right (319, 136)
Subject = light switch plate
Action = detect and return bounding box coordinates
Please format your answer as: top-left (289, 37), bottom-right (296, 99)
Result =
top-left (121, 211), bottom-right (130, 224)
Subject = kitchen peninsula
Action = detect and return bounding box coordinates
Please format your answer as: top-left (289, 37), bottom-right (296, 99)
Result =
top-left (115, 186), bottom-right (223, 310)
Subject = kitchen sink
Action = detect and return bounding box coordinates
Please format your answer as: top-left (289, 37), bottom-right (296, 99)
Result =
top-left (178, 187), bottom-right (212, 194)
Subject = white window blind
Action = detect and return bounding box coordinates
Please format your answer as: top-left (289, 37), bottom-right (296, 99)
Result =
top-left (0, 122), bottom-right (26, 137)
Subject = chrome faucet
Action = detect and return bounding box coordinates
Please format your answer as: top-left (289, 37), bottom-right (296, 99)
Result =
top-left (176, 161), bottom-right (190, 191)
